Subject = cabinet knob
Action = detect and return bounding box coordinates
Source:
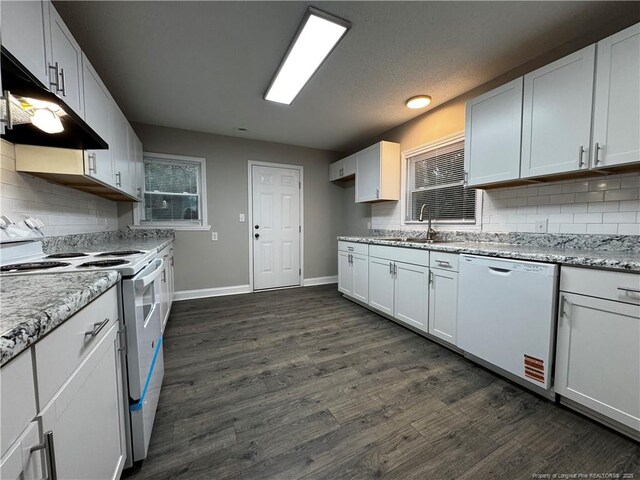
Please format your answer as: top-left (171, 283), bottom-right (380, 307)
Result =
top-left (254, 233), bottom-right (260, 239)
top-left (254, 225), bottom-right (259, 229)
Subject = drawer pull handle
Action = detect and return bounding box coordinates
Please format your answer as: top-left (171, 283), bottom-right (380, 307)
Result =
top-left (31, 430), bottom-right (57, 480)
top-left (85, 318), bottom-right (110, 337)
top-left (436, 260), bottom-right (451, 267)
top-left (617, 286), bottom-right (640, 294)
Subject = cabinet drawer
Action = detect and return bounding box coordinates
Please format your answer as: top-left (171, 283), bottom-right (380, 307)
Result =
top-left (0, 352), bottom-right (37, 457)
top-left (369, 245), bottom-right (429, 267)
top-left (430, 252), bottom-right (459, 272)
top-left (561, 267), bottom-right (640, 305)
top-left (35, 286), bottom-right (118, 407)
top-left (338, 241), bottom-right (369, 256)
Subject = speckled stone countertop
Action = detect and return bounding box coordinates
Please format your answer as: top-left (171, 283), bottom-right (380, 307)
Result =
top-left (338, 236), bottom-right (640, 272)
top-left (45, 237), bottom-right (173, 255)
top-left (42, 226), bottom-right (174, 255)
top-left (0, 271), bottom-right (120, 367)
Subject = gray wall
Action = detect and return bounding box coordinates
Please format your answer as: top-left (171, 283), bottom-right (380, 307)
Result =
top-left (120, 123), bottom-right (343, 292)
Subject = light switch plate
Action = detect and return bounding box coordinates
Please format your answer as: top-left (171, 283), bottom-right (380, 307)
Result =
top-left (239, 213), bottom-right (245, 222)
top-left (211, 232), bottom-right (218, 241)
top-left (535, 219), bottom-right (548, 233)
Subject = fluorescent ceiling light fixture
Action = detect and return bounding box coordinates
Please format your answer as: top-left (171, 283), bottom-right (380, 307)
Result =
top-left (264, 7), bottom-right (350, 105)
top-left (406, 95), bottom-right (432, 109)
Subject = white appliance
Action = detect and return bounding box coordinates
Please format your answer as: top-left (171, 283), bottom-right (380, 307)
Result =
top-left (0, 217), bottom-right (164, 468)
top-left (457, 254), bottom-right (558, 398)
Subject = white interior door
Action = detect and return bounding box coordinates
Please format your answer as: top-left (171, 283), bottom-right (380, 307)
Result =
top-left (252, 165), bottom-right (301, 290)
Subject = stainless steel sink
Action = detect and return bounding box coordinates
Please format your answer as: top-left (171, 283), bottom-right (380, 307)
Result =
top-left (375, 237), bottom-right (447, 244)
top-left (404, 238), bottom-right (447, 244)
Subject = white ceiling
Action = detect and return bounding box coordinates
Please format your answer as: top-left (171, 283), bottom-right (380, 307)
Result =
top-left (55, 1), bottom-right (638, 152)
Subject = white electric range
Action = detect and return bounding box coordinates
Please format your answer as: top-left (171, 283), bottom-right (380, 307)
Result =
top-left (0, 217), bottom-right (164, 469)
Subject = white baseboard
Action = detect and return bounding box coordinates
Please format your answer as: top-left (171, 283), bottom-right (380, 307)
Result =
top-left (174, 277), bottom-right (337, 301)
top-left (173, 284), bottom-right (251, 301)
top-left (303, 275), bottom-right (338, 286)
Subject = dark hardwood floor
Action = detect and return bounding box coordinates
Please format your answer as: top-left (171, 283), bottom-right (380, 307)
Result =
top-left (125, 284), bottom-right (639, 480)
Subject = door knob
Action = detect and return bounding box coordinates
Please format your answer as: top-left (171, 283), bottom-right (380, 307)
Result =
top-left (254, 225), bottom-right (259, 229)
top-left (254, 233), bottom-right (260, 239)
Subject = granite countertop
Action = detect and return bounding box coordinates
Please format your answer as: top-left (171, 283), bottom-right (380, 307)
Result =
top-left (46, 237), bottom-right (174, 255)
top-left (338, 236), bottom-right (640, 272)
top-left (0, 271), bottom-right (120, 367)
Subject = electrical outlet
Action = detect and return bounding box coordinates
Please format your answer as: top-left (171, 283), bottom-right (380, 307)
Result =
top-left (239, 213), bottom-right (245, 222)
top-left (211, 232), bottom-right (218, 241)
top-left (535, 220), bottom-right (548, 233)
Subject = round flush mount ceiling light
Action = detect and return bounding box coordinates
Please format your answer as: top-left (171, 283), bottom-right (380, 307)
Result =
top-left (406, 95), bottom-right (432, 109)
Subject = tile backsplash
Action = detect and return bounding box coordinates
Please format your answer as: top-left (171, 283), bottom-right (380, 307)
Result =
top-left (483, 172), bottom-right (640, 235)
top-left (0, 140), bottom-right (118, 236)
top-left (371, 171), bottom-right (640, 235)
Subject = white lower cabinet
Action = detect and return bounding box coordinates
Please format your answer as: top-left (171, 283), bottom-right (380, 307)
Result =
top-left (555, 267), bottom-right (640, 435)
top-left (159, 243), bottom-right (176, 332)
top-left (428, 268), bottom-right (459, 345)
top-left (0, 422), bottom-right (43, 480)
top-left (0, 287), bottom-right (127, 480)
top-left (338, 251), bottom-right (368, 303)
top-left (368, 257), bottom-right (395, 316)
top-left (38, 322), bottom-right (126, 480)
top-left (368, 255), bottom-right (429, 332)
top-left (393, 262), bottom-right (429, 331)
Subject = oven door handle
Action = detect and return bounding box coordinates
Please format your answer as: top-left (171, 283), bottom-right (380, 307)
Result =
top-left (134, 258), bottom-right (164, 290)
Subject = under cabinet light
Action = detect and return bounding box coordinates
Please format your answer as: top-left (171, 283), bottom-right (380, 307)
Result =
top-left (264, 7), bottom-right (350, 105)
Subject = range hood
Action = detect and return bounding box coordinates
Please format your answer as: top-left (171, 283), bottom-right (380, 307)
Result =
top-left (1, 47), bottom-right (107, 150)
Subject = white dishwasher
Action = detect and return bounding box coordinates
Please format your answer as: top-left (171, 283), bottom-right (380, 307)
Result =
top-left (457, 254), bottom-right (559, 397)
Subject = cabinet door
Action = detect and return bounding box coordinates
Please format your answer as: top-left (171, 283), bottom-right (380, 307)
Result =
top-left (0, 422), bottom-right (43, 480)
top-left (368, 257), bottom-right (394, 315)
top-left (168, 247), bottom-right (175, 311)
top-left (110, 103), bottom-right (128, 192)
top-left (38, 324), bottom-right (126, 480)
top-left (592, 23), bottom-right (640, 168)
top-left (356, 144), bottom-right (381, 202)
top-left (329, 160), bottom-right (343, 181)
top-left (351, 253), bottom-right (368, 303)
top-left (337, 251), bottom-right (353, 296)
top-left (521, 45), bottom-right (595, 178)
top-left (428, 269), bottom-right (458, 345)
top-left (1, 1), bottom-right (49, 86)
top-left (465, 78), bottom-right (523, 186)
top-left (133, 135), bottom-right (144, 200)
top-left (555, 292), bottom-right (640, 431)
top-left (342, 154), bottom-right (356, 177)
top-left (82, 55), bottom-right (114, 185)
top-left (393, 261), bottom-right (428, 332)
top-left (47, 3), bottom-right (84, 117)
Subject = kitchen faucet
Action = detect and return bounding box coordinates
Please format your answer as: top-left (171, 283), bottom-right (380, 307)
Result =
top-left (419, 203), bottom-right (436, 241)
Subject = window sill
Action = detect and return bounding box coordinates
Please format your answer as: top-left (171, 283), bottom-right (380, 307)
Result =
top-left (130, 224), bottom-right (212, 232)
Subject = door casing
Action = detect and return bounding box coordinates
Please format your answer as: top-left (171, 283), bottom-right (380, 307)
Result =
top-left (247, 160), bottom-right (304, 292)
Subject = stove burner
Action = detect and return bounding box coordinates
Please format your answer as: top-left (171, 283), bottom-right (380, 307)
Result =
top-left (78, 259), bottom-right (129, 268)
top-left (95, 250), bottom-right (144, 257)
top-left (46, 252), bottom-right (89, 259)
top-left (1, 261), bottom-right (71, 272)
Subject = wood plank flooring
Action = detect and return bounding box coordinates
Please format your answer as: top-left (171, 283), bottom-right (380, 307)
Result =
top-left (124, 285), bottom-right (639, 480)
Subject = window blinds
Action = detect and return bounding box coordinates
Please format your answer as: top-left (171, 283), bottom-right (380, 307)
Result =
top-left (406, 140), bottom-right (476, 223)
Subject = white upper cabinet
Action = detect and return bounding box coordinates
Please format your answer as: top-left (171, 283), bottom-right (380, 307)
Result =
top-left (521, 45), bottom-right (596, 178)
top-left (0, 1), bottom-right (49, 86)
top-left (355, 141), bottom-right (400, 203)
top-left (46, 2), bottom-right (84, 118)
top-left (82, 54), bottom-right (113, 185)
top-left (133, 135), bottom-right (144, 200)
top-left (110, 102), bottom-right (129, 193)
top-left (464, 78), bottom-right (523, 187)
top-left (329, 154), bottom-right (356, 181)
top-left (592, 23), bottom-right (640, 168)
